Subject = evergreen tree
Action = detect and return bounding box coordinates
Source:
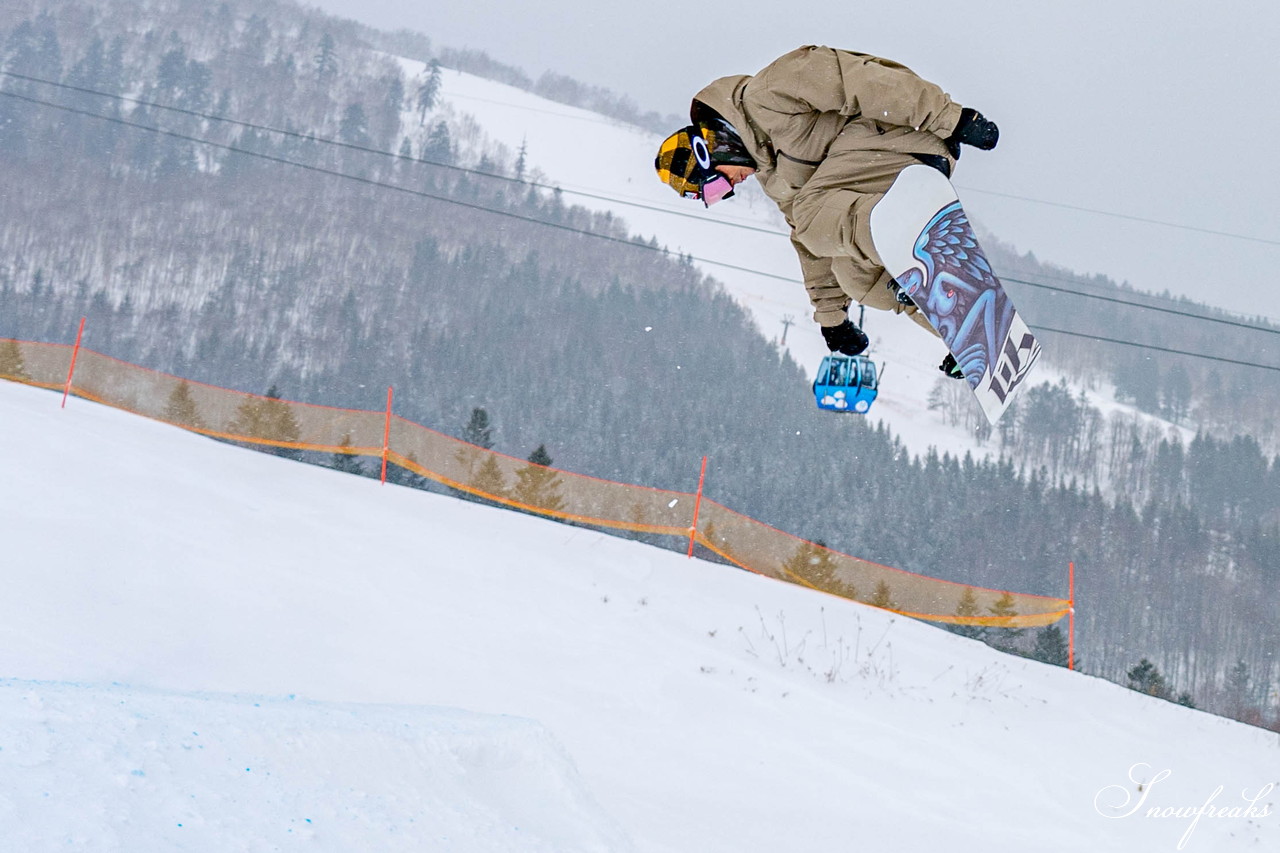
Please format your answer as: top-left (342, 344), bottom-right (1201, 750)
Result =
top-left (0, 338), bottom-right (28, 380)
top-left (387, 452), bottom-right (430, 490)
top-left (383, 72), bottom-right (405, 118)
top-left (781, 541), bottom-right (856, 599)
top-left (423, 121), bottom-right (453, 165)
top-left (869, 579), bottom-right (897, 610)
top-left (340, 102), bottom-right (370, 147)
top-left (5, 17), bottom-right (63, 82)
top-left (452, 407), bottom-right (498, 501)
top-left (950, 586), bottom-right (983, 639)
top-left (512, 444), bottom-right (564, 513)
top-left (242, 14), bottom-right (271, 60)
top-left (1161, 363), bottom-right (1193, 423)
top-left (330, 433), bottom-right (366, 476)
top-left (154, 43), bottom-right (212, 111)
top-left (66, 36), bottom-right (105, 109)
top-left (1126, 658), bottom-right (1170, 699)
top-left (416, 59), bottom-right (442, 123)
top-left (985, 592), bottom-right (1024, 652)
top-left (227, 385), bottom-right (302, 460)
top-left (1030, 624), bottom-right (1071, 668)
top-left (623, 501), bottom-right (670, 548)
top-left (470, 454), bottom-right (507, 501)
top-left (461, 406), bottom-right (494, 448)
top-left (515, 137), bottom-right (528, 182)
top-left (1224, 659), bottom-right (1252, 718)
top-left (155, 137), bottom-right (200, 177)
top-left (163, 380), bottom-right (204, 429)
top-left (314, 32), bottom-right (338, 83)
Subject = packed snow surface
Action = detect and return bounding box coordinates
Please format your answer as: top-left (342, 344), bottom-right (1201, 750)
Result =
top-left (1, 378), bottom-right (1277, 851)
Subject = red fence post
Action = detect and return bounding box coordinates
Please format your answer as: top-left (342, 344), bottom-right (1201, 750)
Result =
top-left (61, 317), bottom-right (86, 409)
top-left (1068, 561), bottom-right (1076, 671)
top-left (687, 455), bottom-right (708, 558)
top-left (380, 386), bottom-right (394, 485)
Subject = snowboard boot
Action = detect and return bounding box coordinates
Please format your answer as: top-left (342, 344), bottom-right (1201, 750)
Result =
top-left (939, 353), bottom-right (964, 380)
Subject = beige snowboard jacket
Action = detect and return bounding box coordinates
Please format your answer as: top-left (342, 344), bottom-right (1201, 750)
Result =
top-left (692, 46), bottom-right (967, 329)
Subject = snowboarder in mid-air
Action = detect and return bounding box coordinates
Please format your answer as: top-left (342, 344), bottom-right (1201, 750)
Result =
top-left (654, 45), bottom-right (1000, 379)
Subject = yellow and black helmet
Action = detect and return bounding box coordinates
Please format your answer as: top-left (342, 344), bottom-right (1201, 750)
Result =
top-left (656, 116), bottom-right (756, 201)
top-left (654, 124), bottom-right (719, 199)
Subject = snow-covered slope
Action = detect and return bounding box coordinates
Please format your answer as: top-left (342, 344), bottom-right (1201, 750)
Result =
top-left (2, 378), bottom-right (1276, 852)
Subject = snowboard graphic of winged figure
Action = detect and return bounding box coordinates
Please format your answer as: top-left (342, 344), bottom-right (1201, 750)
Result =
top-left (894, 201), bottom-right (1015, 389)
top-left (870, 164), bottom-right (1040, 423)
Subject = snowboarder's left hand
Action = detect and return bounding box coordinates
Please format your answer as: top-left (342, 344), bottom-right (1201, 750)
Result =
top-left (945, 108), bottom-right (999, 159)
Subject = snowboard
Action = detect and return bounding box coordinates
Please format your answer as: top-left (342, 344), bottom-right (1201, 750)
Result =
top-left (869, 164), bottom-right (1040, 424)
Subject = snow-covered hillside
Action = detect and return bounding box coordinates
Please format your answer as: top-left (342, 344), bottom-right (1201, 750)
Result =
top-left (2, 378), bottom-right (1275, 852)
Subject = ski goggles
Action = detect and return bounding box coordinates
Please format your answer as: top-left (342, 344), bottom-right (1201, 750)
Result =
top-left (699, 172), bottom-right (735, 207)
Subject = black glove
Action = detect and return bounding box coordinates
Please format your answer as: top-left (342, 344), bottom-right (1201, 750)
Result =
top-left (939, 353), bottom-right (965, 379)
top-left (821, 319), bottom-right (869, 356)
top-left (888, 280), bottom-right (916, 307)
top-left (945, 108), bottom-right (999, 159)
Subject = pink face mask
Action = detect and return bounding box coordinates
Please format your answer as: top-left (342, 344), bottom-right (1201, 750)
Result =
top-left (699, 173), bottom-right (736, 207)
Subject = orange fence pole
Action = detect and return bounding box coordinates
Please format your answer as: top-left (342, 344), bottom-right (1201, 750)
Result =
top-left (1068, 561), bottom-right (1076, 671)
top-left (60, 317), bottom-right (86, 409)
top-left (380, 386), bottom-right (393, 484)
top-left (688, 455), bottom-right (708, 558)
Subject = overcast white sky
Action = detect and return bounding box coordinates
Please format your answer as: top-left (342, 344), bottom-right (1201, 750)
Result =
top-left (302, 0), bottom-right (1280, 322)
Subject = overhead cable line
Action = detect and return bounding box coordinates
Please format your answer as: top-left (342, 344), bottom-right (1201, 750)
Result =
top-left (0, 87), bottom-right (726, 260)
top-left (956, 185), bottom-right (1280, 248)
top-left (5, 68), bottom-right (1274, 312)
top-left (0, 69), bottom-right (786, 238)
top-left (18, 67), bottom-right (1280, 266)
top-left (450, 79), bottom-right (1280, 249)
top-left (4, 86), bottom-right (1280, 375)
top-left (13, 66), bottom-right (1277, 250)
top-left (1033, 326), bottom-right (1280, 373)
top-left (1003, 277), bottom-right (1280, 336)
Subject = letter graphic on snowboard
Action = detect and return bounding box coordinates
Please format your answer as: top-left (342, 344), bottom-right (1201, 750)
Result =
top-left (870, 165), bottom-right (1040, 424)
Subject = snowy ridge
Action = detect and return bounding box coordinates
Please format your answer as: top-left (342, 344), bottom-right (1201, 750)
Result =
top-left (1, 378), bottom-right (1277, 851)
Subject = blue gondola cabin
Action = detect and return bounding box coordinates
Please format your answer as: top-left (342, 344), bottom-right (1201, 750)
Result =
top-left (813, 354), bottom-right (879, 414)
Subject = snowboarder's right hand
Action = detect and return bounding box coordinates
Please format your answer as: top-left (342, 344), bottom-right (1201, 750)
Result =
top-left (939, 353), bottom-right (965, 379)
top-left (820, 319), bottom-right (869, 356)
top-left (945, 108), bottom-right (999, 158)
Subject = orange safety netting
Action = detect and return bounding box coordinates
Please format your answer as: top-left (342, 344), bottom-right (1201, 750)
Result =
top-left (1, 336), bottom-right (1070, 628)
